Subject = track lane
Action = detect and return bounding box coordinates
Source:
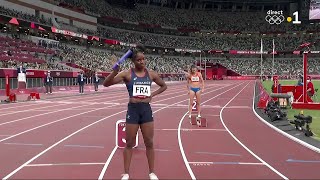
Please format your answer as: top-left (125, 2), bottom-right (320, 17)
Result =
top-left (223, 81), bottom-right (320, 179)
top-left (0, 82), bottom-right (185, 111)
top-left (101, 81), bottom-right (245, 179)
top-left (0, 83), bottom-right (201, 113)
top-left (0, 83), bottom-right (198, 140)
top-left (0, 81), bottom-right (238, 179)
top-left (0, 83), bottom-right (196, 126)
top-left (180, 81), bottom-right (283, 179)
top-left (2, 81), bottom-right (238, 179)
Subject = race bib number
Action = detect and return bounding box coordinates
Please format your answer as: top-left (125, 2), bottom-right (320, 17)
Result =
top-left (133, 85), bottom-right (151, 97)
top-left (191, 76), bottom-right (199, 82)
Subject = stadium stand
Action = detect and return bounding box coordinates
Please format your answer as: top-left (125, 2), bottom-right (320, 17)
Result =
top-left (0, 0), bottom-right (319, 83)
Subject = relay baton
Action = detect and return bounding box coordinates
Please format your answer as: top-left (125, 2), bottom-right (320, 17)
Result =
top-left (112, 49), bottom-right (133, 70)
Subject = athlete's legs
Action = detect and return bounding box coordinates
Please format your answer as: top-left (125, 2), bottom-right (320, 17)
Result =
top-left (195, 90), bottom-right (201, 117)
top-left (189, 90), bottom-right (196, 117)
top-left (123, 123), bottom-right (140, 174)
top-left (140, 121), bottom-right (155, 173)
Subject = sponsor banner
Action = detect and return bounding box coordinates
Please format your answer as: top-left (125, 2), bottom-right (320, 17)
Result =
top-left (311, 51), bottom-right (320, 54)
top-left (119, 42), bottom-right (136, 47)
top-left (161, 25), bottom-right (177, 30)
top-left (229, 50), bottom-right (268, 54)
top-left (292, 51), bottom-right (320, 54)
top-left (123, 20), bottom-right (139, 25)
top-left (51, 27), bottom-right (88, 39)
top-left (224, 76), bottom-right (259, 80)
top-left (293, 50), bottom-right (301, 54)
top-left (175, 48), bottom-right (201, 53)
top-left (104, 39), bottom-right (120, 45)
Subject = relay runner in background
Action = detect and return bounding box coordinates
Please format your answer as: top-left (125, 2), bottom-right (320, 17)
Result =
top-left (103, 46), bottom-right (167, 180)
top-left (186, 64), bottom-right (204, 118)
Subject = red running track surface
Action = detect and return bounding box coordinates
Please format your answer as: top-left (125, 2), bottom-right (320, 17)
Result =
top-left (0, 80), bottom-right (319, 179)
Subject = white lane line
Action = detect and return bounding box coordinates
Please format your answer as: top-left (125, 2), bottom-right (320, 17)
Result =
top-left (220, 82), bottom-right (288, 179)
top-left (26, 162), bottom-right (105, 167)
top-left (4, 142), bottom-right (43, 146)
top-left (178, 81), bottom-right (246, 180)
top-left (98, 82), bottom-right (243, 180)
top-left (189, 161), bottom-right (264, 165)
top-left (155, 128), bottom-right (226, 131)
top-left (64, 144), bottom-right (105, 149)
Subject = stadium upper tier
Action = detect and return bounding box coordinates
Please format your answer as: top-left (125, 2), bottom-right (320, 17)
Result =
top-left (1, 33), bottom-right (319, 76)
top-left (98, 26), bottom-right (319, 51)
top-left (2, 1), bottom-right (318, 35)
top-left (52, 0), bottom-right (318, 32)
top-left (1, 3), bottom-right (319, 52)
top-left (1, 1), bottom-right (319, 76)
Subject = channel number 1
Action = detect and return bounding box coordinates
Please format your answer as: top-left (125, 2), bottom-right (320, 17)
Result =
top-left (292, 11), bottom-right (301, 24)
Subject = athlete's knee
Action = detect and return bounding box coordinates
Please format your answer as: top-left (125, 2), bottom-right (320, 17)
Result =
top-left (125, 138), bottom-right (137, 149)
top-left (144, 137), bottom-right (154, 149)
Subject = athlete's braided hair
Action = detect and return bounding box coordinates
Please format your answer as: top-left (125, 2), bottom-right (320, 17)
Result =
top-left (129, 45), bottom-right (145, 61)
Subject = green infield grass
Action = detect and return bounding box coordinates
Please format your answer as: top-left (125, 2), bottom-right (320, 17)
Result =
top-left (261, 79), bottom-right (320, 141)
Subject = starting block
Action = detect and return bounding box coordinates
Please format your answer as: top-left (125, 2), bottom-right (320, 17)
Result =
top-left (28, 92), bottom-right (40, 101)
top-left (190, 115), bottom-right (197, 125)
top-left (116, 120), bottom-right (138, 148)
top-left (190, 115), bottom-right (207, 127)
top-left (197, 117), bottom-right (207, 127)
top-left (188, 97), bottom-right (207, 127)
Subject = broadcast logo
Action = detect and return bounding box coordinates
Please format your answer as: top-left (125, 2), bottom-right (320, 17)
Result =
top-left (265, 10), bottom-right (285, 25)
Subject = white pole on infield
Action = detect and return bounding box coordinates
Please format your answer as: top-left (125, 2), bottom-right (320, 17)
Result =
top-left (199, 51), bottom-right (202, 73)
top-left (260, 38), bottom-right (263, 79)
top-left (272, 39), bottom-right (275, 78)
top-left (204, 55), bottom-right (207, 80)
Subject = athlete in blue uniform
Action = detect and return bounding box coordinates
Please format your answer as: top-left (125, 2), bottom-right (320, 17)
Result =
top-left (103, 47), bottom-right (167, 180)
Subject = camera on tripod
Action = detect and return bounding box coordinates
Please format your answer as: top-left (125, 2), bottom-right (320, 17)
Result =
top-left (265, 100), bottom-right (287, 122)
top-left (289, 113), bottom-right (313, 137)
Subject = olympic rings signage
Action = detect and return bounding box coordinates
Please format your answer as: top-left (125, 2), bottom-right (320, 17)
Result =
top-left (265, 10), bottom-right (285, 25)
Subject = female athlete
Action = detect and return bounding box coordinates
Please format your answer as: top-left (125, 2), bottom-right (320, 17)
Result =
top-left (186, 65), bottom-right (204, 118)
top-left (103, 47), bottom-right (167, 180)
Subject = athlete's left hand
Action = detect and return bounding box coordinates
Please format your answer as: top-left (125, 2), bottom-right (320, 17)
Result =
top-left (201, 89), bottom-right (204, 93)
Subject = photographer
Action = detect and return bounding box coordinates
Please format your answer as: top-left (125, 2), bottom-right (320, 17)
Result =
top-left (44, 71), bottom-right (53, 94)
